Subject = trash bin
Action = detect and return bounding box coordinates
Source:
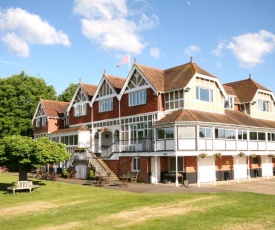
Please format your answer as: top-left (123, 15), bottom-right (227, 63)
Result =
top-left (224, 171), bottom-right (230, 181)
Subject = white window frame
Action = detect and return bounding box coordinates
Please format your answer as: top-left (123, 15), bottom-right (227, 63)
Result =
top-left (129, 89), bottom-right (146, 106)
top-left (258, 99), bottom-right (271, 112)
top-left (178, 126), bottom-right (195, 139)
top-left (99, 98), bottom-right (113, 112)
top-left (36, 117), bottom-right (40, 127)
top-left (74, 103), bottom-right (87, 117)
top-left (132, 157), bottom-right (140, 172)
top-left (199, 127), bottom-right (212, 139)
top-left (196, 86), bottom-right (213, 102)
top-left (42, 117), bottom-right (47, 127)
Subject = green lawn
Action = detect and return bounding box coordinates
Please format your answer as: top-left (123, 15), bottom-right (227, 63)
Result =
top-left (0, 173), bottom-right (274, 230)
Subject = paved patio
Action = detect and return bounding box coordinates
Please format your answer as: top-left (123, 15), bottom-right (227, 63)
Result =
top-left (56, 175), bottom-right (275, 195)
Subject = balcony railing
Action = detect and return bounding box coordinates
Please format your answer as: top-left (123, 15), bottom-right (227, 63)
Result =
top-left (100, 138), bottom-right (154, 157)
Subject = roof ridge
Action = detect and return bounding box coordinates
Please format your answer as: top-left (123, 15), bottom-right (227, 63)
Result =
top-left (186, 110), bottom-right (198, 121)
top-left (135, 63), bottom-right (163, 72)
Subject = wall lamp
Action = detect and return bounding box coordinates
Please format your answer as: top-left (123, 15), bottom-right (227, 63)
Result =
top-left (184, 87), bottom-right (191, 92)
top-left (251, 101), bottom-right (256, 105)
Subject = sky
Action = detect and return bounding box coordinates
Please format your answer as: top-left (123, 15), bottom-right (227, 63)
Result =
top-left (1, 0), bottom-right (275, 95)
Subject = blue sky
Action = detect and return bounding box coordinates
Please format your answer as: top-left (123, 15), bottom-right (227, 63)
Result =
top-left (1, 0), bottom-right (275, 95)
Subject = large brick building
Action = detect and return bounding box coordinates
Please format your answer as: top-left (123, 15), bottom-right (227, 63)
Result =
top-left (33, 60), bottom-right (275, 186)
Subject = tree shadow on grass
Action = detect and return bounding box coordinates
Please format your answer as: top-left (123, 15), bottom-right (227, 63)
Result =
top-left (0, 180), bottom-right (47, 194)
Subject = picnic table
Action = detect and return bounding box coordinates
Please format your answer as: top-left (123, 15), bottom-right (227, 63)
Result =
top-left (119, 175), bottom-right (132, 187)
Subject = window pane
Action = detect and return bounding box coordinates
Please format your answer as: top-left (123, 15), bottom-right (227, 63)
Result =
top-left (258, 132), bottom-right (265, 140)
top-left (199, 128), bottom-right (205, 138)
top-left (165, 127), bottom-right (174, 139)
top-left (250, 132), bottom-right (257, 140)
top-left (157, 129), bottom-right (165, 139)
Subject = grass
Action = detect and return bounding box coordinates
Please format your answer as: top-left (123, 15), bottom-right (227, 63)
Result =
top-left (0, 173), bottom-right (275, 230)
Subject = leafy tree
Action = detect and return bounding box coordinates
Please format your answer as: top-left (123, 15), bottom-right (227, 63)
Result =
top-left (58, 83), bottom-right (78, 102)
top-left (0, 71), bottom-right (57, 138)
top-left (0, 135), bottom-right (70, 180)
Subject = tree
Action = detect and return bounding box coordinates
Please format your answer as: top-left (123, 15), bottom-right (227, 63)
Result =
top-left (0, 72), bottom-right (57, 138)
top-left (0, 135), bottom-right (70, 180)
top-left (58, 83), bottom-right (78, 102)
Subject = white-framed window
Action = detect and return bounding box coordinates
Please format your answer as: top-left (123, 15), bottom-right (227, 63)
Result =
top-left (224, 97), bottom-right (234, 109)
top-left (238, 130), bottom-right (248, 140)
top-left (268, 133), bottom-right (275, 142)
top-left (129, 89), bottom-right (146, 106)
top-left (74, 103), bottom-right (87, 117)
top-left (178, 126), bottom-right (195, 138)
top-left (132, 157), bottom-right (140, 171)
top-left (165, 90), bottom-right (184, 110)
top-left (258, 99), bottom-right (271, 112)
top-left (42, 117), bottom-right (47, 127)
top-left (215, 128), bottom-right (236, 139)
top-left (157, 127), bottom-right (174, 139)
top-left (199, 127), bottom-right (212, 139)
top-left (196, 86), bottom-right (213, 102)
top-left (99, 98), bottom-right (113, 112)
top-left (36, 117), bottom-right (40, 127)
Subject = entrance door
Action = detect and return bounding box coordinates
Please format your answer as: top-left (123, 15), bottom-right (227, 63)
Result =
top-left (76, 165), bottom-right (87, 179)
top-left (151, 157), bottom-right (160, 184)
top-left (262, 156), bottom-right (273, 177)
top-left (234, 156), bottom-right (247, 179)
top-left (199, 157), bottom-right (215, 183)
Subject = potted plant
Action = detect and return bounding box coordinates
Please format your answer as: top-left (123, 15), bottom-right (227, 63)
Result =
top-left (249, 154), bottom-right (257, 158)
top-left (214, 153), bottom-right (222, 160)
top-left (238, 152), bottom-right (245, 157)
top-left (199, 153), bottom-right (207, 158)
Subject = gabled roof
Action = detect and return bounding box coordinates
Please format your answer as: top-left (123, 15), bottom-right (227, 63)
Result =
top-left (135, 61), bottom-right (218, 93)
top-left (223, 85), bottom-right (240, 103)
top-left (105, 74), bottom-right (126, 94)
top-left (32, 99), bottom-right (69, 123)
top-left (80, 82), bottom-right (97, 100)
top-left (225, 77), bottom-right (272, 103)
top-left (50, 125), bottom-right (88, 135)
top-left (40, 99), bottom-right (69, 117)
top-left (155, 109), bottom-right (275, 129)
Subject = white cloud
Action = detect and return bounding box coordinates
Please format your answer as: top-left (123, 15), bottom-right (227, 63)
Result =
top-left (73, 0), bottom-right (158, 54)
top-left (184, 45), bottom-right (201, 56)
top-left (0, 8), bottom-right (70, 58)
top-left (212, 41), bottom-right (226, 57)
top-left (150, 47), bottom-right (160, 58)
top-left (227, 30), bottom-right (275, 67)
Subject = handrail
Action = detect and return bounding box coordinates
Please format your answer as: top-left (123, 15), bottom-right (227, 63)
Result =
top-left (78, 142), bottom-right (108, 174)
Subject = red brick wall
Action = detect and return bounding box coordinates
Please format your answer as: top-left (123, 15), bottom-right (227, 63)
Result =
top-left (120, 88), bottom-right (158, 117)
top-left (118, 157), bottom-right (151, 183)
top-left (215, 156), bottom-right (234, 171)
top-left (34, 118), bottom-right (59, 134)
top-left (160, 157), bottom-right (169, 171)
top-left (185, 156), bottom-right (197, 172)
top-left (93, 99), bottom-right (119, 121)
top-left (69, 104), bottom-right (91, 125)
top-left (103, 160), bottom-right (119, 175)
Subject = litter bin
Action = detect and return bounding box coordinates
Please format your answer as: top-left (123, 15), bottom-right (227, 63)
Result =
top-left (224, 171), bottom-right (230, 181)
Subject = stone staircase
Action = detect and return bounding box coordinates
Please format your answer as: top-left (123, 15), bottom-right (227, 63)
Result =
top-left (89, 158), bottom-right (119, 181)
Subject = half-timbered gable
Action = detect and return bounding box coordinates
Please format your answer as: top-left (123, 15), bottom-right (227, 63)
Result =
top-left (68, 82), bottom-right (97, 126)
top-left (92, 74), bottom-right (125, 122)
top-left (32, 99), bottom-right (69, 138)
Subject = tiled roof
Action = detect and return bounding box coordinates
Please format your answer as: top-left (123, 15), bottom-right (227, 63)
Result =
top-left (80, 82), bottom-right (97, 98)
top-left (225, 77), bottom-right (272, 103)
top-left (135, 62), bottom-right (217, 92)
top-left (223, 85), bottom-right (240, 103)
top-left (105, 74), bottom-right (126, 93)
top-left (40, 99), bottom-right (69, 117)
top-left (135, 64), bottom-right (164, 91)
top-left (51, 125), bottom-right (88, 134)
top-left (155, 109), bottom-right (275, 129)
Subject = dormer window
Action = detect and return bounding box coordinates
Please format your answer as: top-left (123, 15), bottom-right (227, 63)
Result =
top-left (224, 97), bottom-right (234, 109)
top-left (258, 99), bottom-right (271, 112)
top-left (196, 86), bottom-right (213, 102)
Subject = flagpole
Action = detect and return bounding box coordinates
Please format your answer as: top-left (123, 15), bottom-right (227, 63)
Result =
top-left (128, 54), bottom-right (130, 71)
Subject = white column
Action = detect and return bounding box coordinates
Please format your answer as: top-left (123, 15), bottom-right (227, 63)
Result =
top-left (174, 126), bottom-right (179, 187)
top-left (236, 156), bottom-right (240, 183)
top-left (154, 156), bottom-right (158, 185)
top-left (213, 156), bottom-right (216, 185)
top-left (247, 155), bottom-right (251, 182)
top-left (266, 155), bottom-right (270, 180)
top-left (197, 156), bottom-right (200, 187)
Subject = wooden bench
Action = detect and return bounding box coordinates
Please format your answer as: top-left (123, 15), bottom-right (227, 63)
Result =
top-left (7, 181), bottom-right (39, 194)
